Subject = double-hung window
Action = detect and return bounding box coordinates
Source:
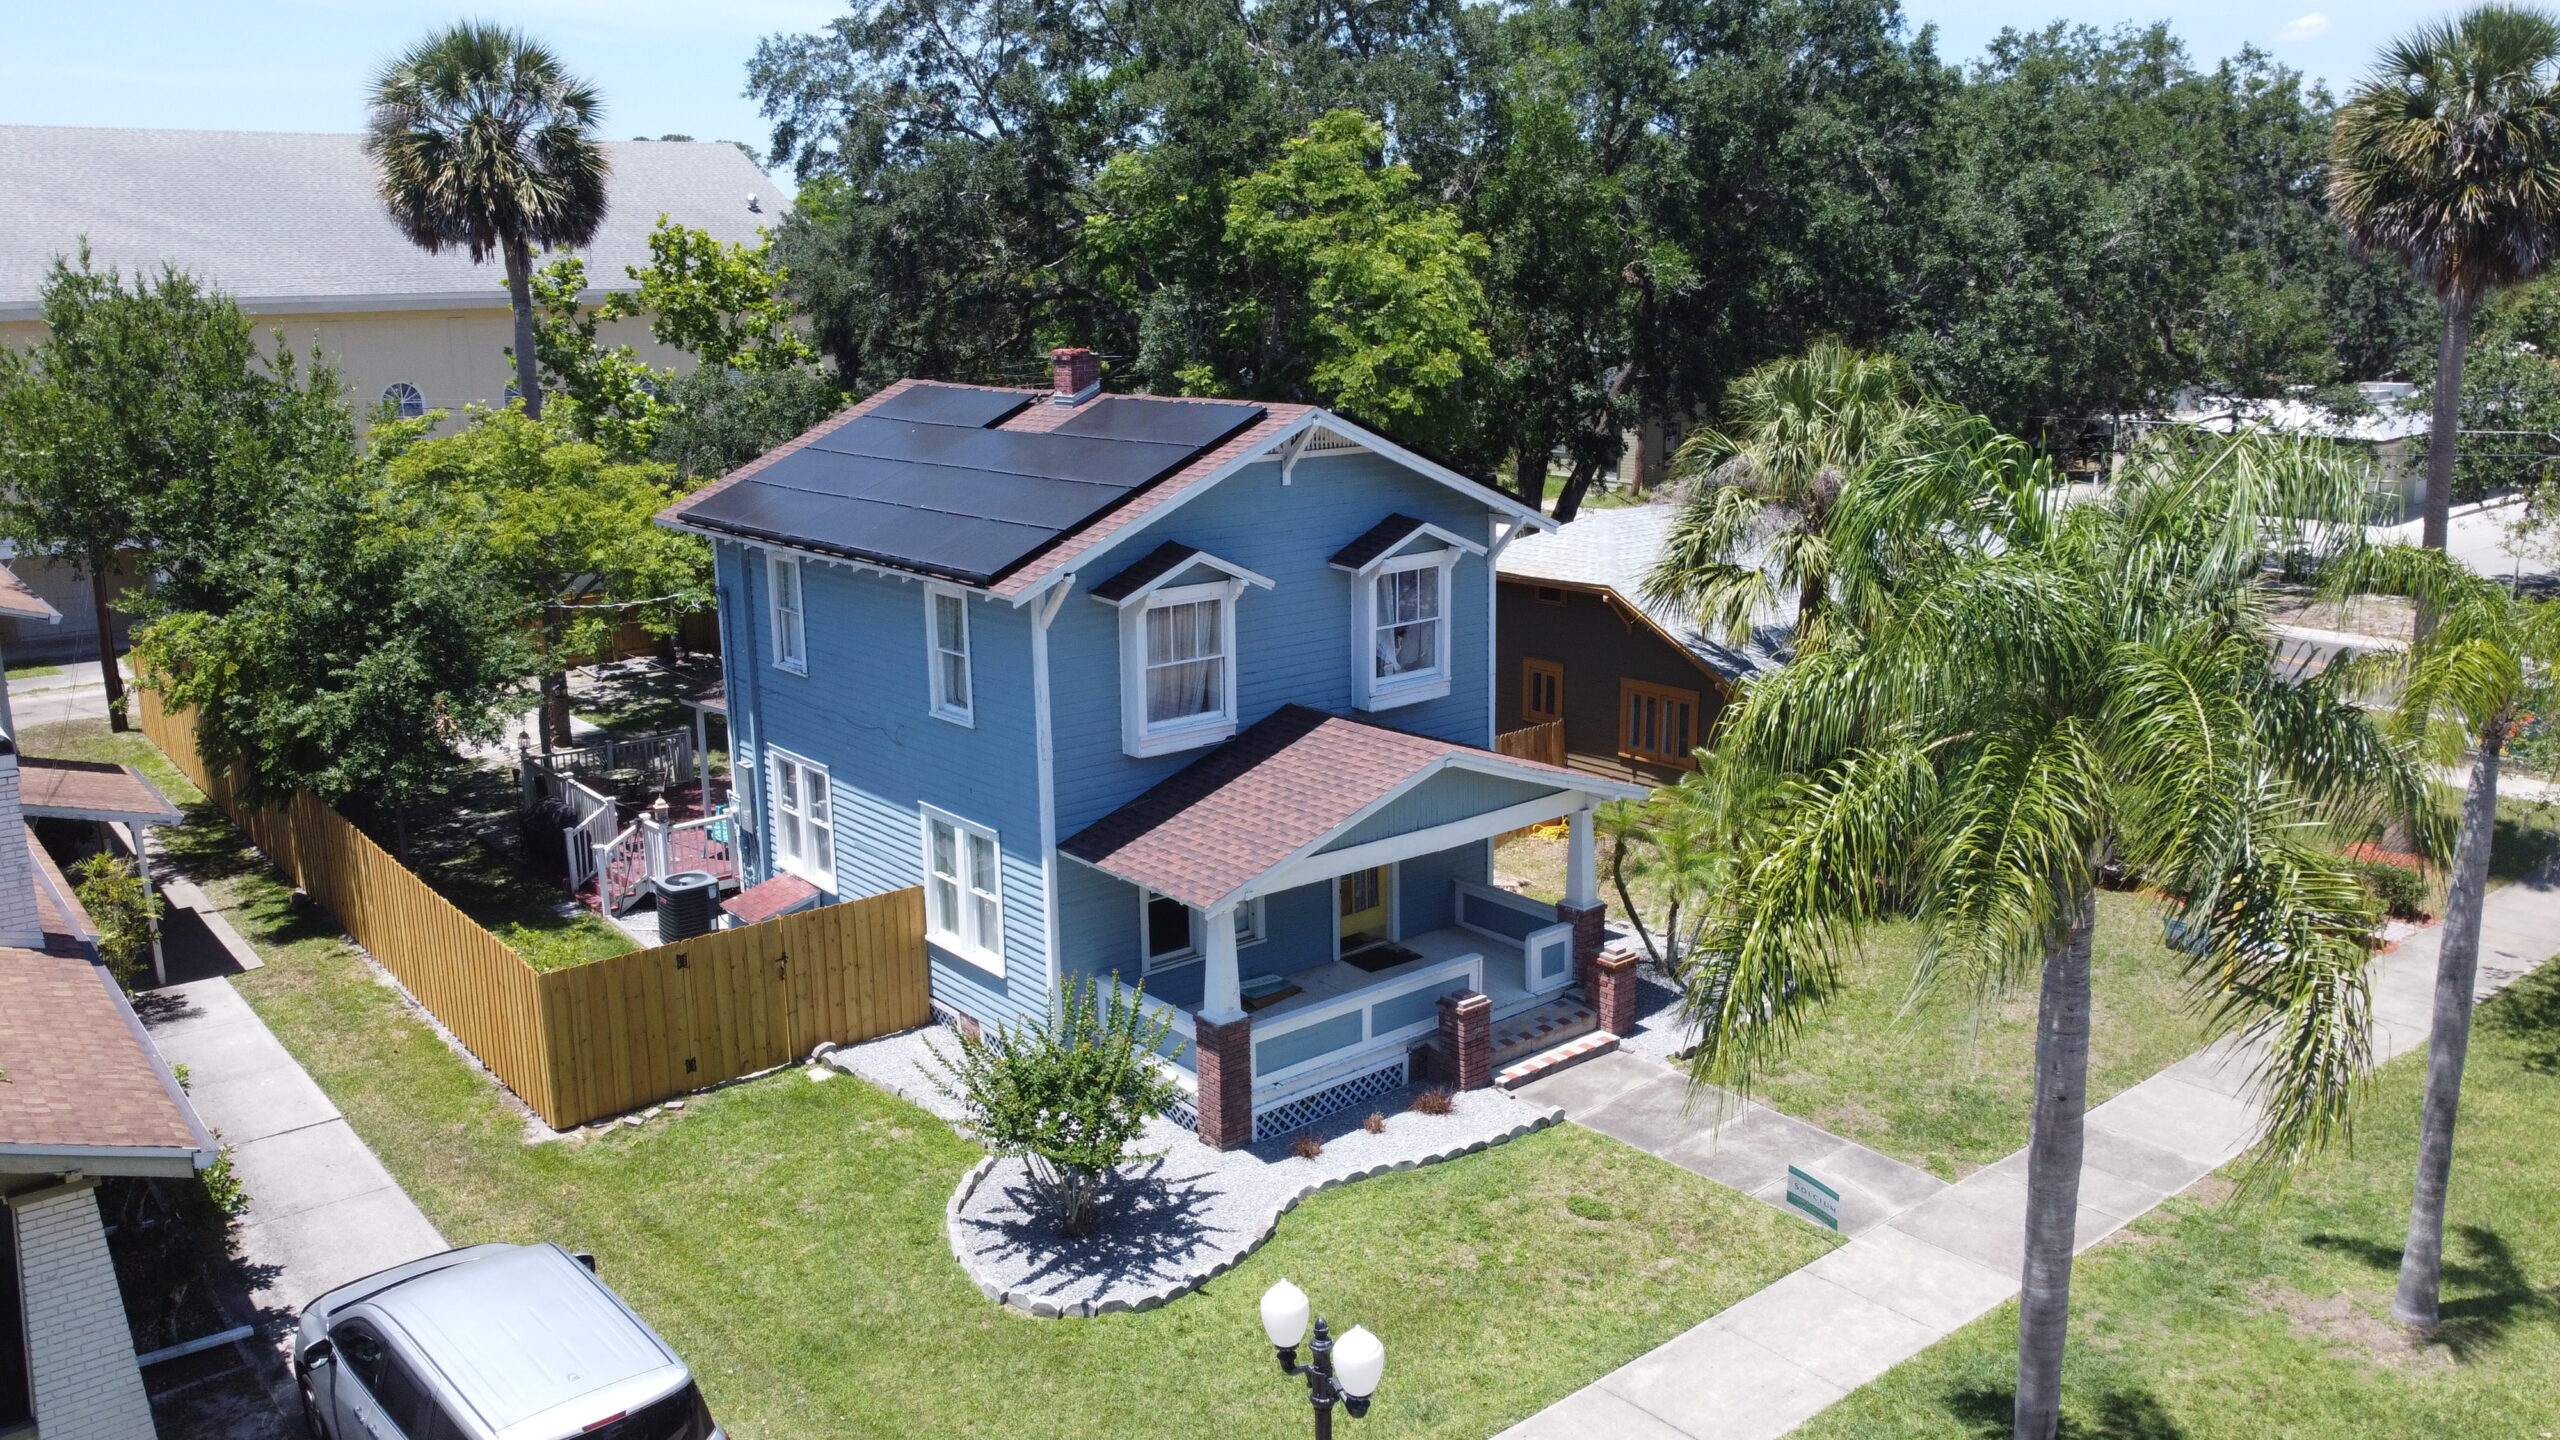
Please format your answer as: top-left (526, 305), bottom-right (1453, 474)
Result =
top-left (1140, 890), bottom-right (1263, 971)
top-left (1102, 546), bottom-right (1271, 757)
top-left (1337, 519), bottom-right (1479, 712)
top-left (926, 584), bottom-right (972, 724)
top-left (767, 553), bottom-right (806, 674)
top-left (767, 749), bottom-right (834, 888)
top-left (1373, 558), bottom-right (1445, 684)
top-left (922, 805), bottom-right (1003, 971)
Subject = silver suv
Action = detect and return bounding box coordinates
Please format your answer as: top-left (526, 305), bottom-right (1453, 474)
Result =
top-left (294, 1243), bottom-right (722, 1440)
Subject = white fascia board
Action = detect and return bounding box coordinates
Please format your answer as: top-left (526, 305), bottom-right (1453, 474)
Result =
top-left (659, 526), bottom-right (995, 594)
top-left (1331, 520), bottom-right (1488, 574)
top-left (1304, 411), bottom-right (1553, 533)
top-left (1251, 791), bottom-right (1592, 899)
top-left (1094, 551), bottom-right (1276, 609)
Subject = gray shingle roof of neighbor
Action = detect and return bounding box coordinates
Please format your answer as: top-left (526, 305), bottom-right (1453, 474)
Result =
top-left (1496, 502), bottom-right (1793, 683)
top-left (0, 126), bottom-right (784, 320)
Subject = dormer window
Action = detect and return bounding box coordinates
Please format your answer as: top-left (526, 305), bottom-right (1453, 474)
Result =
top-left (1093, 541), bottom-right (1276, 758)
top-left (1331, 514), bottom-right (1485, 711)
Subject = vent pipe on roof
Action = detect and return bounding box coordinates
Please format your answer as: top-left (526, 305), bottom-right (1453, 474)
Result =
top-left (1050, 347), bottom-right (1100, 406)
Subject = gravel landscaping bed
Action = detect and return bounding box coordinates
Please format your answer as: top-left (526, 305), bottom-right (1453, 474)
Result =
top-left (824, 1024), bottom-right (1564, 1318)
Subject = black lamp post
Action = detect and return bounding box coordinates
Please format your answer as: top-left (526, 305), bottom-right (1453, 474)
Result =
top-left (1261, 1279), bottom-right (1384, 1438)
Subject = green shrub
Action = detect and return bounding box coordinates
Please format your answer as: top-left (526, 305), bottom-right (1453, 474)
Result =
top-left (926, 976), bottom-right (1183, 1238)
top-left (72, 853), bottom-right (161, 988)
top-left (2351, 857), bottom-right (2429, 921)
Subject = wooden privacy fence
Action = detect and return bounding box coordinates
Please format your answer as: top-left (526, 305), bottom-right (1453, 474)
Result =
top-left (137, 688), bottom-right (928, 1128)
top-left (1496, 719), bottom-right (1566, 769)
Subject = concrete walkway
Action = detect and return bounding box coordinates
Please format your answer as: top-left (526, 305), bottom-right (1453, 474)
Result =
top-left (1498, 871), bottom-right (2560, 1440)
top-left (139, 976), bottom-right (445, 1328)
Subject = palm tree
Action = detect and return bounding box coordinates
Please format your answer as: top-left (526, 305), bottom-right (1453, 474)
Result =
top-left (1681, 431), bottom-right (2428, 1440)
top-left (2331, 5), bottom-right (2560, 550)
top-left (1645, 341), bottom-right (1921, 644)
top-left (365, 23), bottom-right (609, 421)
top-left (2331, 544), bottom-right (2559, 1330)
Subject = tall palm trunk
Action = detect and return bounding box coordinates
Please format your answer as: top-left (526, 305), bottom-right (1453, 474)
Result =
top-left (2393, 711), bottom-right (2505, 1329)
top-left (503, 238), bottom-right (543, 420)
top-left (2420, 299), bottom-right (2473, 552)
top-left (88, 555), bottom-right (128, 733)
top-left (2015, 884), bottom-right (2096, 1440)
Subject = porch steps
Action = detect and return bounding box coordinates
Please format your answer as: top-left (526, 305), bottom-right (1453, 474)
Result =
top-left (1496, 1030), bottom-right (1620, 1089)
top-left (1492, 994), bottom-right (1600, 1064)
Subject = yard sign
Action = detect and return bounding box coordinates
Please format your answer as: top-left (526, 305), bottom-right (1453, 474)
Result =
top-left (1785, 1165), bottom-right (1841, 1231)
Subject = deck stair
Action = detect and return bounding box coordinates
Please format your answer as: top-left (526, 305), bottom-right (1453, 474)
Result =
top-left (1491, 993), bottom-right (1617, 1088)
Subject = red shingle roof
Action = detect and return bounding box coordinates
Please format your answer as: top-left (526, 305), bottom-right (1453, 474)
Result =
top-left (1059, 705), bottom-right (1608, 910)
top-left (721, 873), bottom-right (820, 926)
top-left (17, 756), bottom-right (182, 824)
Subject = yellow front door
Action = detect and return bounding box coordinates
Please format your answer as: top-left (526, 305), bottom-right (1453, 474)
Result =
top-left (1339, 866), bottom-right (1389, 950)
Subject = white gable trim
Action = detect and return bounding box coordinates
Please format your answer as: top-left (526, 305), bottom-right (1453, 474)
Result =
top-left (1010, 408), bottom-right (1551, 608)
top-left (1091, 550), bottom-right (1276, 609)
top-left (1330, 519), bottom-right (1487, 574)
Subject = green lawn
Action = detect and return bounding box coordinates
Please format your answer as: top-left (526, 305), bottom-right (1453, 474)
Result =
top-left (1798, 960), bottom-right (2560, 1440)
top-left (1497, 835), bottom-right (2212, 1179)
top-left (112, 723), bottom-right (1834, 1439)
top-left (6, 661), bottom-right (63, 681)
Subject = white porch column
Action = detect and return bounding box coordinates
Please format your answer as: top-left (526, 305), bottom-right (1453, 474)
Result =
top-left (1201, 901), bottom-right (1243, 1023)
top-left (1563, 804), bottom-right (1600, 910)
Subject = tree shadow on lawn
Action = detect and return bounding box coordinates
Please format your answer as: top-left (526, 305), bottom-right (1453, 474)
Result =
top-left (957, 1156), bottom-right (1236, 1306)
top-left (2305, 1226), bottom-right (2558, 1361)
top-left (1946, 1384), bottom-right (2189, 1439)
top-left (2482, 963), bottom-right (2560, 1076)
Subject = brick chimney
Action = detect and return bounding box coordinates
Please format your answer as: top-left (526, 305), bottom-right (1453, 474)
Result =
top-left (1050, 347), bottom-right (1100, 406)
top-left (0, 737), bottom-right (44, 948)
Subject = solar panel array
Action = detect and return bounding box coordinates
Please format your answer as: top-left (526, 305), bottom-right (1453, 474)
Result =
top-left (675, 384), bottom-right (1267, 585)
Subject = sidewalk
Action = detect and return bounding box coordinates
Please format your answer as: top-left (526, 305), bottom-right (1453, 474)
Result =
top-left (1497, 870), bottom-right (2560, 1440)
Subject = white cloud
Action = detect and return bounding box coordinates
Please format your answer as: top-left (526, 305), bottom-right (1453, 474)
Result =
top-left (2276, 12), bottom-right (2333, 42)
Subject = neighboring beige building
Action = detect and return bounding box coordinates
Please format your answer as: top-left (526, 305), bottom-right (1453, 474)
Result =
top-left (0, 126), bottom-right (787, 660)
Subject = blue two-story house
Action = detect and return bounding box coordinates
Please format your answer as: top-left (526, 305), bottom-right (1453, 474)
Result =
top-left (660, 350), bottom-right (1645, 1147)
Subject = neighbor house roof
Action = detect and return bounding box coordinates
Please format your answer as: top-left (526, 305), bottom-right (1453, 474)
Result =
top-left (1497, 503), bottom-right (1791, 683)
top-left (0, 127), bottom-right (783, 321)
top-left (0, 828), bottom-right (213, 1172)
top-left (17, 756), bottom-right (182, 826)
top-left (1059, 704), bottom-right (1637, 910)
top-left (0, 562), bottom-right (60, 623)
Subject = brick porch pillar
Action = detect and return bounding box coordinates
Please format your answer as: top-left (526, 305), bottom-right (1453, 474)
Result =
top-left (1434, 989), bottom-right (1493, 1090)
top-left (1557, 901), bottom-right (1607, 989)
top-left (1193, 1013), bottom-right (1254, 1150)
top-left (1591, 943), bottom-right (1641, 1037)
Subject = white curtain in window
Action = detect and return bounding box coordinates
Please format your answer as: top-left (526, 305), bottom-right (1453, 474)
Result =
top-left (968, 832), bottom-right (1001, 949)
top-left (928, 820), bottom-right (961, 935)
top-left (1144, 598), bottom-right (1224, 723)
top-left (1374, 568), bottom-right (1439, 677)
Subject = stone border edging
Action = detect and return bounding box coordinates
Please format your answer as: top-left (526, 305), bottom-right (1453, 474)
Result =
top-left (946, 1104), bottom-right (1562, 1319)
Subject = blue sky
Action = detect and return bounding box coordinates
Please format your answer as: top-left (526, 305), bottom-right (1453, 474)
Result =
top-left (0, 1), bottom-right (2463, 169)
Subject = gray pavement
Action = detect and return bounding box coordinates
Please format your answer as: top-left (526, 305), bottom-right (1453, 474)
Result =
top-left (139, 976), bottom-right (445, 1326)
top-left (1497, 868), bottom-right (2560, 1440)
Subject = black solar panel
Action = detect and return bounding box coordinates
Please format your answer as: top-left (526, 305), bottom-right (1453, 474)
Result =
top-left (864, 383), bottom-right (1035, 429)
top-left (674, 390), bottom-right (1273, 584)
top-left (1049, 395), bottom-right (1264, 448)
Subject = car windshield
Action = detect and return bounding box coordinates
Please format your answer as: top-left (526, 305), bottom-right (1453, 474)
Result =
top-left (570, 1383), bottom-right (715, 1440)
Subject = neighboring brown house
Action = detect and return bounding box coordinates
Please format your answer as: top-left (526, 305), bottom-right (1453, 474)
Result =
top-left (0, 560), bottom-right (210, 1440)
top-left (1494, 504), bottom-right (1788, 785)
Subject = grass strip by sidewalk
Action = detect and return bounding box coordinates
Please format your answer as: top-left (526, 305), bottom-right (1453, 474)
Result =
top-left (71, 716), bottom-right (1837, 1440)
top-left (1797, 962), bottom-right (2560, 1440)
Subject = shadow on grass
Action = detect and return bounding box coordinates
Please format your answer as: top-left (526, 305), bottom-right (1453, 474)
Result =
top-left (1947, 1385), bottom-right (2188, 1439)
top-left (2305, 1225), bottom-right (2557, 1360)
top-left (2482, 963), bottom-right (2560, 1075)
top-left (2488, 796), bottom-right (2560, 885)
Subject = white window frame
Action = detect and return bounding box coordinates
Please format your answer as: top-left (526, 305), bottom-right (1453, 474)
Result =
top-left (382, 381), bottom-right (427, 419)
top-left (1120, 581), bottom-right (1244, 757)
top-left (765, 748), bottom-right (834, 890)
top-left (1355, 550), bottom-right (1460, 710)
top-left (924, 583), bottom-right (973, 726)
top-left (1138, 888), bottom-right (1264, 972)
top-left (767, 552), bottom-right (807, 675)
top-left (920, 804), bottom-right (1004, 974)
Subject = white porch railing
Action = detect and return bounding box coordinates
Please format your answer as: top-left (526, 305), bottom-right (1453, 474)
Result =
top-left (1453, 880), bottom-right (1577, 997)
top-left (525, 729), bottom-right (696, 790)
top-left (600, 812), bottom-right (740, 916)
top-left (1248, 951), bottom-right (1483, 1097)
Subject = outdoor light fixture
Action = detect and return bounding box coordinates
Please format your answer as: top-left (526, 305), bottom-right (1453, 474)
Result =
top-left (1260, 1278), bottom-right (1384, 1437)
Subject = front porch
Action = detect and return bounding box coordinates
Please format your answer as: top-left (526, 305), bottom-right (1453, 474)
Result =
top-left (1059, 705), bottom-right (1647, 1147)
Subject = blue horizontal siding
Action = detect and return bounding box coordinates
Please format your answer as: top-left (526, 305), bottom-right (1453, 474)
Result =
top-left (1318, 768), bottom-right (1565, 854)
top-left (1397, 841), bottom-right (1490, 936)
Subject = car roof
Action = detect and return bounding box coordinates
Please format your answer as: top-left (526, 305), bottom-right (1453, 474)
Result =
top-left (366, 1244), bottom-right (681, 1435)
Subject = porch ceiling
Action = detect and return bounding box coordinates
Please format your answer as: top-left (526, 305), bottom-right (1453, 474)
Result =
top-left (1059, 704), bottom-right (1642, 910)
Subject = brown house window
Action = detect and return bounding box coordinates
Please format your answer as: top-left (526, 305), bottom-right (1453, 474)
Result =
top-left (1620, 680), bottom-right (1700, 769)
top-left (1521, 659), bottom-right (1563, 724)
top-left (1531, 585), bottom-right (1567, 606)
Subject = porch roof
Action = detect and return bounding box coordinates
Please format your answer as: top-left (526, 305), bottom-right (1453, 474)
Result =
top-left (16, 756), bottom-right (182, 826)
top-left (1060, 704), bottom-right (1643, 911)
